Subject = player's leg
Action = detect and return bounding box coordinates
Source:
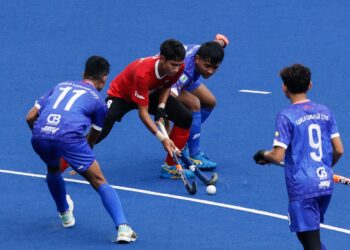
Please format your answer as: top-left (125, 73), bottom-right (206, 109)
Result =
top-left (296, 230), bottom-right (322, 250)
top-left (95, 97), bottom-right (136, 144)
top-left (31, 138), bottom-right (75, 227)
top-left (65, 140), bottom-right (136, 243)
top-left (188, 83), bottom-right (216, 123)
top-left (175, 90), bottom-right (202, 155)
top-left (149, 91), bottom-right (194, 179)
top-left (185, 83), bottom-right (217, 170)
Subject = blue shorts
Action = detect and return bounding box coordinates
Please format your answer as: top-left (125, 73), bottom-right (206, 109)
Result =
top-left (184, 81), bottom-right (201, 92)
top-left (31, 137), bottom-right (95, 173)
top-left (171, 81), bottom-right (202, 96)
top-left (288, 195), bottom-right (331, 232)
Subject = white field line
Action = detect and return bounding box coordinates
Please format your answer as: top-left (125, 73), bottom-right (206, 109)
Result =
top-left (239, 89), bottom-right (272, 94)
top-left (1, 168), bottom-right (349, 235)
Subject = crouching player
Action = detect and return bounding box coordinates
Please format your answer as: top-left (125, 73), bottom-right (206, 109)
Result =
top-left (253, 64), bottom-right (343, 250)
top-left (26, 56), bottom-right (137, 243)
top-left (170, 34), bottom-right (228, 170)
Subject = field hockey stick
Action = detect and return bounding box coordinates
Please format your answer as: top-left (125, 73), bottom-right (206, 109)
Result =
top-left (180, 154), bottom-right (218, 185)
top-left (333, 174), bottom-right (350, 186)
top-left (275, 162), bottom-right (350, 187)
top-left (157, 121), bottom-right (197, 195)
top-left (173, 151), bottom-right (197, 195)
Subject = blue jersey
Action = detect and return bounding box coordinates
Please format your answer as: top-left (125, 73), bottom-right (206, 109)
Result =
top-left (273, 100), bottom-right (340, 201)
top-left (32, 81), bottom-right (107, 142)
top-left (171, 44), bottom-right (201, 95)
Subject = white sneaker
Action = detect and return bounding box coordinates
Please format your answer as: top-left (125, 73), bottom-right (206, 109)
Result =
top-left (116, 224), bottom-right (137, 243)
top-left (58, 194), bottom-right (75, 228)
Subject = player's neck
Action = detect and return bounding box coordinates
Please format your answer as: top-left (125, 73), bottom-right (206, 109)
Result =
top-left (289, 93), bottom-right (309, 104)
top-left (83, 79), bottom-right (97, 88)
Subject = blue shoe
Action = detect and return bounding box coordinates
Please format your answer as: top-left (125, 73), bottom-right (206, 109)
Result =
top-left (190, 152), bottom-right (217, 171)
top-left (160, 163), bottom-right (195, 179)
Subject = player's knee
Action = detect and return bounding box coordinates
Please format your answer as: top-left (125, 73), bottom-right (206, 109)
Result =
top-left (90, 176), bottom-right (107, 190)
top-left (188, 96), bottom-right (201, 112)
top-left (203, 95), bottom-right (216, 109)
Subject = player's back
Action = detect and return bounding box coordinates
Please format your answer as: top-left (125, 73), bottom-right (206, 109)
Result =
top-left (280, 100), bottom-right (339, 200)
top-left (33, 81), bottom-right (106, 142)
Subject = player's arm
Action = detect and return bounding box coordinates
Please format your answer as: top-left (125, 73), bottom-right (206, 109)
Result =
top-left (26, 106), bottom-right (39, 130)
top-left (155, 87), bottom-right (171, 126)
top-left (86, 128), bottom-right (100, 149)
top-left (263, 147), bottom-right (286, 165)
top-left (331, 136), bottom-right (344, 166)
top-left (138, 104), bottom-right (175, 156)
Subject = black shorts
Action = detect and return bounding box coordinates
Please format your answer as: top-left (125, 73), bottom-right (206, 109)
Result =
top-left (96, 90), bottom-right (192, 144)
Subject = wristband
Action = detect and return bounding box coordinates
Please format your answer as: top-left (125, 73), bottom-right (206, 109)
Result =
top-left (158, 103), bottom-right (166, 109)
top-left (155, 130), bottom-right (166, 142)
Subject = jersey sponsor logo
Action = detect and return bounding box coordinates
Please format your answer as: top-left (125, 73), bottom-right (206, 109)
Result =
top-left (319, 180), bottom-right (331, 189)
top-left (316, 167), bottom-right (328, 180)
top-left (47, 114), bottom-right (61, 125)
top-left (41, 126), bottom-right (60, 134)
top-left (179, 74), bottom-right (188, 83)
top-left (134, 91), bottom-right (145, 100)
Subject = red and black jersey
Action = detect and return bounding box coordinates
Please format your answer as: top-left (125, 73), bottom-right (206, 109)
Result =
top-left (107, 56), bottom-right (184, 106)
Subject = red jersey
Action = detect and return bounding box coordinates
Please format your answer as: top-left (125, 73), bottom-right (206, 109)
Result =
top-left (107, 56), bottom-right (184, 106)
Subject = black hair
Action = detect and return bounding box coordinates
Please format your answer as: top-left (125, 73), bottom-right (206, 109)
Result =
top-left (196, 41), bottom-right (224, 65)
top-left (160, 39), bottom-right (186, 61)
top-left (84, 56), bottom-right (110, 80)
top-left (280, 64), bottom-right (311, 94)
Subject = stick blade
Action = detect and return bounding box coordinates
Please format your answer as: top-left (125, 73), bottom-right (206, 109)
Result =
top-left (186, 181), bottom-right (197, 195)
top-left (207, 173), bottom-right (219, 185)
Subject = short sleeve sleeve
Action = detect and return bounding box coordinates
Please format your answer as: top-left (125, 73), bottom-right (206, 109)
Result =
top-left (91, 102), bottom-right (107, 131)
top-left (273, 113), bottom-right (292, 149)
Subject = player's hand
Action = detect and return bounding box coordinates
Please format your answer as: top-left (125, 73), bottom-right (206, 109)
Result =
top-left (253, 150), bottom-right (269, 165)
top-left (215, 34), bottom-right (230, 48)
top-left (162, 138), bottom-right (176, 157)
top-left (155, 107), bottom-right (169, 127)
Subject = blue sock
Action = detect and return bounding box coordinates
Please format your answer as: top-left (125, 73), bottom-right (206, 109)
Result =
top-left (98, 184), bottom-right (127, 227)
top-left (188, 111), bottom-right (201, 156)
top-left (46, 172), bottom-right (68, 213)
top-left (200, 108), bottom-right (212, 123)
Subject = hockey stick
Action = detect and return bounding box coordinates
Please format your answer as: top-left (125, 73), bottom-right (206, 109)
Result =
top-left (333, 174), bottom-right (350, 186)
top-left (180, 154), bottom-right (218, 185)
top-left (157, 121), bottom-right (197, 195)
top-left (275, 162), bottom-right (350, 187)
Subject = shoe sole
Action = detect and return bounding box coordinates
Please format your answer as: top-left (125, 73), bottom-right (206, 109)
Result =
top-left (62, 217), bottom-right (75, 228)
top-left (116, 237), bottom-right (137, 243)
top-left (197, 167), bottom-right (217, 171)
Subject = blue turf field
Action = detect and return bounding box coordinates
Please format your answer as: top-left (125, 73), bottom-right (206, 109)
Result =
top-left (1, 1), bottom-right (350, 249)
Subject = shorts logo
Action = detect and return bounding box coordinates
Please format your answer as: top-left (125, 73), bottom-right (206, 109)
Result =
top-left (47, 114), bottom-right (61, 125)
top-left (192, 133), bottom-right (200, 140)
top-left (316, 167), bottom-right (328, 180)
top-left (106, 99), bottom-right (113, 109)
top-left (134, 91), bottom-right (145, 100)
top-left (274, 131), bottom-right (279, 137)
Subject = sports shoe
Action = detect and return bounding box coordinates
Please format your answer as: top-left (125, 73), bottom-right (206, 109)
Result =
top-left (160, 163), bottom-right (195, 179)
top-left (116, 224), bottom-right (137, 243)
top-left (190, 152), bottom-right (217, 171)
top-left (58, 194), bottom-right (75, 228)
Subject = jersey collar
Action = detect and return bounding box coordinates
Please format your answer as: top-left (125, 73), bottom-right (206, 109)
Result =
top-left (293, 99), bottom-right (310, 105)
top-left (155, 60), bottom-right (166, 79)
